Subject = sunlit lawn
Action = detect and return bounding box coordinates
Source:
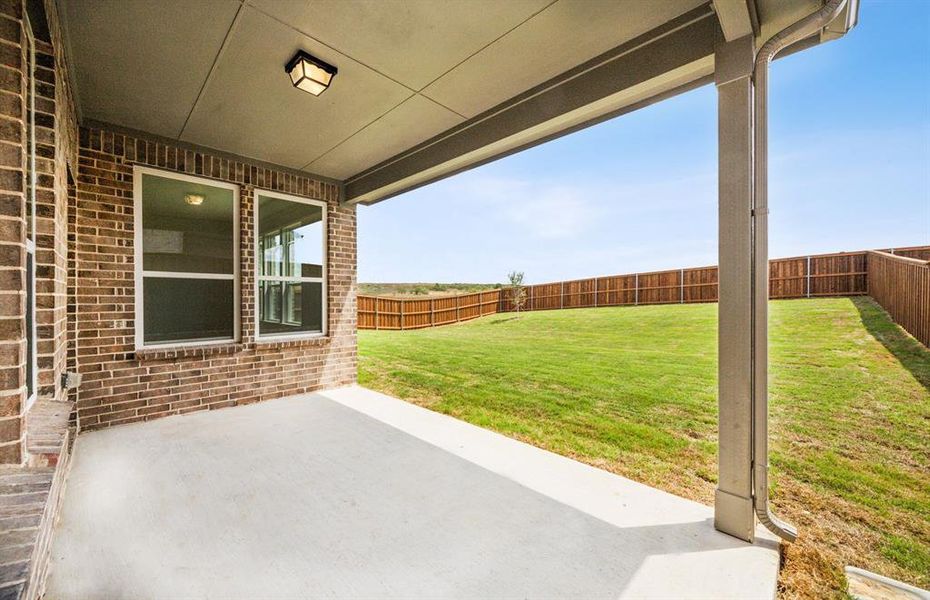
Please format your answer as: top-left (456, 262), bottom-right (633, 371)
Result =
top-left (358, 297), bottom-right (930, 599)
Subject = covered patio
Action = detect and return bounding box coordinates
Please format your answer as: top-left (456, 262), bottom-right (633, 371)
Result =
top-left (0, 0), bottom-right (861, 596)
top-left (47, 386), bottom-right (778, 599)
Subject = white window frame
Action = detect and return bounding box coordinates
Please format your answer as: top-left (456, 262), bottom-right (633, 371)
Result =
top-left (133, 166), bottom-right (240, 350)
top-left (254, 189), bottom-right (327, 341)
top-left (24, 11), bottom-right (36, 411)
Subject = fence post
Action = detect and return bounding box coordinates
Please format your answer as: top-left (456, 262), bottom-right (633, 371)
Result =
top-left (529, 286), bottom-right (534, 310)
top-left (374, 298), bottom-right (379, 330)
top-left (456, 294), bottom-right (461, 322)
top-left (594, 278), bottom-right (598, 307)
top-left (430, 298), bottom-right (435, 327)
top-left (560, 282), bottom-right (564, 309)
top-left (806, 256), bottom-right (811, 298)
top-left (680, 269), bottom-right (685, 303)
top-left (399, 300), bottom-right (404, 330)
top-left (634, 273), bottom-right (639, 306)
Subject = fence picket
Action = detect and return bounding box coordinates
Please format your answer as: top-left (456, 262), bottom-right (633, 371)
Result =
top-left (867, 251), bottom-right (930, 347)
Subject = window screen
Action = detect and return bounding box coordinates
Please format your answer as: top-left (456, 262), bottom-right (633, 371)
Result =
top-left (137, 171), bottom-right (237, 346)
top-left (257, 193), bottom-right (325, 337)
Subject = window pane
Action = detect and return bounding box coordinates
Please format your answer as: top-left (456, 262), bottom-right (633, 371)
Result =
top-left (284, 282), bottom-right (301, 325)
top-left (262, 232), bottom-right (283, 277)
top-left (259, 281), bottom-right (322, 336)
top-left (258, 195), bottom-right (323, 278)
top-left (25, 26), bottom-right (34, 244)
top-left (26, 252), bottom-right (34, 400)
top-left (143, 277), bottom-right (234, 344)
top-left (260, 281), bottom-right (282, 323)
top-left (24, 17), bottom-right (34, 400)
top-left (141, 174), bottom-right (235, 274)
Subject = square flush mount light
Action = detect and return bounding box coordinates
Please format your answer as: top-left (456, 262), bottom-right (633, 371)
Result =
top-left (286, 50), bottom-right (337, 96)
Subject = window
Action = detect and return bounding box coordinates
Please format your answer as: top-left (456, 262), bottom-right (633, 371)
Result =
top-left (134, 167), bottom-right (239, 349)
top-left (255, 191), bottom-right (326, 338)
top-left (24, 12), bottom-right (36, 409)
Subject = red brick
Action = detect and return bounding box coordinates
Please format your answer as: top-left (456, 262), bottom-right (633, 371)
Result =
top-left (0, 414), bottom-right (19, 443)
top-left (71, 126), bottom-right (357, 433)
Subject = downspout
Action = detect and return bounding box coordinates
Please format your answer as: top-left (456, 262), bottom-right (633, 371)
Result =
top-left (752, 0), bottom-right (848, 542)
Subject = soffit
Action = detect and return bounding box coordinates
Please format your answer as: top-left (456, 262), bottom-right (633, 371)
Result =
top-left (60, 0), bottom-right (706, 179)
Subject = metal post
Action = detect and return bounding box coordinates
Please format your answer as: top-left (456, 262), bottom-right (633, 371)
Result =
top-left (714, 34), bottom-right (756, 542)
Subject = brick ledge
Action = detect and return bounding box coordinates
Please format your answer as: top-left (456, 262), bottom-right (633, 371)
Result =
top-left (133, 336), bottom-right (332, 361)
top-left (133, 343), bottom-right (242, 362)
top-left (251, 336), bottom-right (331, 350)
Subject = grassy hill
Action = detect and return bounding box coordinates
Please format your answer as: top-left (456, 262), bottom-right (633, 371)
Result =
top-left (358, 297), bottom-right (930, 599)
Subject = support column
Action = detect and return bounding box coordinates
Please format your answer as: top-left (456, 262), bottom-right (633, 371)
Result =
top-left (714, 34), bottom-right (756, 542)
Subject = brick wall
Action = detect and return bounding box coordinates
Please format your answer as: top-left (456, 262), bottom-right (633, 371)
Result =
top-left (36, 0), bottom-right (77, 413)
top-left (0, 0), bottom-right (357, 447)
top-left (0, 0), bottom-right (78, 463)
top-left (0, 0), bottom-right (28, 463)
top-left (73, 126), bottom-right (357, 431)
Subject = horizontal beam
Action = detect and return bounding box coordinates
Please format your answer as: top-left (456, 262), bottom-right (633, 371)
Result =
top-left (345, 5), bottom-right (718, 205)
top-left (713, 0), bottom-right (755, 42)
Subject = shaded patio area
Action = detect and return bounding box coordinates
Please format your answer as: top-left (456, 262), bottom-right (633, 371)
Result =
top-left (46, 387), bottom-right (777, 599)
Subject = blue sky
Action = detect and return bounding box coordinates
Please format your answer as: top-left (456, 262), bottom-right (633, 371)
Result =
top-left (358, 0), bottom-right (930, 285)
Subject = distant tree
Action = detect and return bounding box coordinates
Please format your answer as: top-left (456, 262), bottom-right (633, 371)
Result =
top-left (508, 271), bottom-right (527, 314)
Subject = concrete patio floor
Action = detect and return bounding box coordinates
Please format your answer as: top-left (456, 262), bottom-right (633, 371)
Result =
top-left (46, 386), bottom-right (779, 599)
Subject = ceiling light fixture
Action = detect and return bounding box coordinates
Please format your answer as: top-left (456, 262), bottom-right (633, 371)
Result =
top-left (184, 193), bottom-right (205, 206)
top-left (285, 50), bottom-right (337, 96)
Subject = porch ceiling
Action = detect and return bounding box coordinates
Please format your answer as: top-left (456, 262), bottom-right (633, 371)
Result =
top-left (57, 0), bottom-right (857, 203)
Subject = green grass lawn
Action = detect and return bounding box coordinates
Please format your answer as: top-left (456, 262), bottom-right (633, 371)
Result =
top-left (358, 297), bottom-right (930, 599)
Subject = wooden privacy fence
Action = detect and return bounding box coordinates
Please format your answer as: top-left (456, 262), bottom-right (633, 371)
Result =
top-left (502, 246), bottom-right (929, 313)
top-left (358, 245), bottom-right (930, 334)
top-left (867, 251), bottom-right (930, 347)
top-left (357, 291), bottom-right (501, 330)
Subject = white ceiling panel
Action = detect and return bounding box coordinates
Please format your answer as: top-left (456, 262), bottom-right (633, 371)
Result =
top-left (60, 0), bottom-right (710, 181)
top-left (304, 94), bottom-right (463, 179)
top-left (60, 0), bottom-right (241, 138)
top-left (180, 6), bottom-right (412, 171)
top-left (249, 0), bottom-right (552, 92)
top-left (420, 0), bottom-right (706, 118)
